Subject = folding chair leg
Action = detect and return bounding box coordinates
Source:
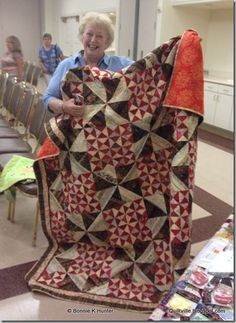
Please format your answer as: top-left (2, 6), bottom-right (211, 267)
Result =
top-left (7, 201), bottom-right (12, 221)
top-left (8, 201), bottom-right (16, 222)
top-left (6, 187), bottom-right (16, 222)
top-left (32, 200), bottom-right (40, 247)
top-left (10, 201), bottom-right (16, 223)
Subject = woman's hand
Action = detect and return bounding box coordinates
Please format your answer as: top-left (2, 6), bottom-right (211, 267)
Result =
top-left (62, 98), bottom-right (85, 117)
top-left (48, 98), bottom-right (85, 117)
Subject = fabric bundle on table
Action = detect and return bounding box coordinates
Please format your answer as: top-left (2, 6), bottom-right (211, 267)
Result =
top-left (26, 30), bottom-right (204, 311)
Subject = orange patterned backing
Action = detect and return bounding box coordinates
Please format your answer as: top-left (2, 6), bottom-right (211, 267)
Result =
top-left (36, 137), bottom-right (59, 160)
top-left (163, 30), bottom-right (204, 117)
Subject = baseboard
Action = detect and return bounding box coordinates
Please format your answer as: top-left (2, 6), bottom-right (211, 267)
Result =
top-left (198, 125), bottom-right (234, 153)
top-left (200, 123), bottom-right (234, 140)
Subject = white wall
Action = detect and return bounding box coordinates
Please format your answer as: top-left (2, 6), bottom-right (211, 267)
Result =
top-left (0, 0), bottom-right (42, 63)
top-left (43, 0), bottom-right (119, 57)
top-left (41, 0), bottom-right (61, 44)
top-left (158, 0), bottom-right (210, 56)
top-left (58, 0), bottom-right (119, 15)
top-left (0, 0), bottom-right (233, 76)
top-left (158, 0), bottom-right (233, 77)
top-left (204, 9), bottom-right (233, 77)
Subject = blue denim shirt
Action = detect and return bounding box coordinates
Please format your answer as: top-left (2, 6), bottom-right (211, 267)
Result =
top-left (43, 50), bottom-right (134, 109)
top-left (39, 44), bottom-right (62, 75)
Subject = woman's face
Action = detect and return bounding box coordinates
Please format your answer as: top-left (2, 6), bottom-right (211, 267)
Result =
top-left (6, 40), bottom-right (14, 52)
top-left (43, 37), bottom-right (52, 48)
top-left (81, 23), bottom-right (109, 62)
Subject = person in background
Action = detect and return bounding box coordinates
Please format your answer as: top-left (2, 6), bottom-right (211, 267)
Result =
top-left (0, 35), bottom-right (24, 80)
top-left (39, 33), bottom-right (64, 85)
top-left (44, 12), bottom-right (134, 117)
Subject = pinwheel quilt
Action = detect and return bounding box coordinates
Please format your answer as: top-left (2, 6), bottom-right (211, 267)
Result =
top-left (26, 30), bottom-right (204, 311)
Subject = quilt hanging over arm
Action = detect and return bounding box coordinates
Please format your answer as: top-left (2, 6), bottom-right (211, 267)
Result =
top-left (26, 30), bottom-right (204, 311)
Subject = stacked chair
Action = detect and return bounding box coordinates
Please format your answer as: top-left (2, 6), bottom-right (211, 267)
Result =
top-left (24, 61), bottom-right (43, 87)
top-left (31, 66), bottom-right (43, 87)
top-left (23, 61), bottom-right (29, 80)
top-left (0, 77), bottom-right (32, 154)
top-left (0, 72), bottom-right (7, 109)
top-left (0, 73), bottom-right (12, 127)
top-left (25, 62), bottom-right (35, 84)
top-left (0, 71), bottom-right (54, 246)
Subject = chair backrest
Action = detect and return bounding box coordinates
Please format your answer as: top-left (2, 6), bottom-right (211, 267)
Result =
top-left (7, 82), bottom-right (24, 118)
top-left (37, 109), bottom-right (54, 146)
top-left (0, 73), bottom-right (8, 109)
top-left (25, 63), bottom-right (35, 84)
top-left (28, 96), bottom-right (47, 141)
top-left (23, 61), bottom-right (29, 81)
top-left (31, 66), bottom-right (43, 87)
top-left (17, 85), bottom-right (36, 131)
top-left (2, 77), bottom-right (17, 110)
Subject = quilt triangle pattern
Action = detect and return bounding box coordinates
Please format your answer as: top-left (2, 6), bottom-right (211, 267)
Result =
top-left (26, 30), bottom-right (204, 311)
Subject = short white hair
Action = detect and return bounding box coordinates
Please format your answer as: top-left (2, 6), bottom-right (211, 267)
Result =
top-left (79, 12), bottom-right (114, 47)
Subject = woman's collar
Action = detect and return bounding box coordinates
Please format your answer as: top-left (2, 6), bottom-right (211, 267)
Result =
top-left (75, 50), bottom-right (109, 68)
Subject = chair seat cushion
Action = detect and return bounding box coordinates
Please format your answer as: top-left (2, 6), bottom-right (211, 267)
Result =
top-left (0, 138), bottom-right (32, 154)
top-left (16, 181), bottom-right (37, 196)
top-left (0, 127), bottom-right (20, 138)
top-left (0, 118), bottom-right (9, 127)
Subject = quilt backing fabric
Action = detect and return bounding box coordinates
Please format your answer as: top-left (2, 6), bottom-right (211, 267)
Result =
top-left (26, 30), bottom-right (204, 311)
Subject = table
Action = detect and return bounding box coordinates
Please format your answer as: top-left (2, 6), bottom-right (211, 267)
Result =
top-left (149, 215), bottom-right (234, 321)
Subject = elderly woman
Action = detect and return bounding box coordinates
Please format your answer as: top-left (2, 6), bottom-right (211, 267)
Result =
top-left (0, 35), bottom-right (24, 80)
top-left (44, 12), bottom-right (133, 117)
